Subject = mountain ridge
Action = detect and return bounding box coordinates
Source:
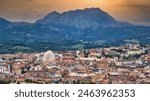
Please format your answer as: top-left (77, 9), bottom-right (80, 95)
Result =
top-left (37, 7), bottom-right (129, 29)
top-left (0, 7), bottom-right (149, 53)
top-left (0, 18), bottom-right (12, 28)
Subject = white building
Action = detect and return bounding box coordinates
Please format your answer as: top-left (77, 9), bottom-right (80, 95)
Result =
top-left (43, 50), bottom-right (55, 64)
top-left (0, 63), bottom-right (10, 74)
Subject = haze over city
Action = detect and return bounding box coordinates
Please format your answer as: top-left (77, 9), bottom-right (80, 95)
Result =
top-left (0, 0), bottom-right (150, 26)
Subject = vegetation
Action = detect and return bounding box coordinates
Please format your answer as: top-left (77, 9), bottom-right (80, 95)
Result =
top-left (71, 44), bottom-right (85, 50)
top-left (0, 79), bottom-right (12, 84)
top-left (25, 79), bottom-right (33, 83)
top-left (73, 80), bottom-right (95, 84)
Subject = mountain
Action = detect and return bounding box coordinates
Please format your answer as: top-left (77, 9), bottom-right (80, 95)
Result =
top-left (0, 18), bottom-right (12, 28)
top-left (37, 8), bottom-right (128, 29)
top-left (0, 8), bottom-right (149, 53)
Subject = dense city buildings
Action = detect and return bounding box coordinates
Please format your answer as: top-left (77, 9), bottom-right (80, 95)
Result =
top-left (0, 44), bottom-right (150, 84)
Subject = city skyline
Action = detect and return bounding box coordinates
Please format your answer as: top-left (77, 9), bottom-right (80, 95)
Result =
top-left (0, 44), bottom-right (150, 84)
top-left (0, 0), bottom-right (150, 26)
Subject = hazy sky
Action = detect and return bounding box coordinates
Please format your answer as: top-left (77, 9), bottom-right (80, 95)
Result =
top-left (0, 0), bottom-right (150, 26)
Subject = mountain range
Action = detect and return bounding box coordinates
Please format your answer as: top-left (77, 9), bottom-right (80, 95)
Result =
top-left (0, 8), bottom-right (150, 53)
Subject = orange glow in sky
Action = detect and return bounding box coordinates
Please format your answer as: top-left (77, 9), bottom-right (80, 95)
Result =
top-left (0, 0), bottom-right (149, 25)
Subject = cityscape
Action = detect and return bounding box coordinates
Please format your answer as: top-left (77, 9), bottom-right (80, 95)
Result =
top-left (0, 44), bottom-right (150, 84)
top-left (0, 0), bottom-right (150, 84)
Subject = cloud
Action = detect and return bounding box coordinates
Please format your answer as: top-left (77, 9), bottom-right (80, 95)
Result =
top-left (0, 0), bottom-right (149, 25)
top-left (103, 0), bottom-right (150, 25)
top-left (122, 0), bottom-right (150, 21)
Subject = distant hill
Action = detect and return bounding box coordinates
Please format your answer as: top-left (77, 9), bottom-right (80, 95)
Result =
top-left (0, 8), bottom-right (149, 53)
top-left (0, 18), bottom-right (12, 28)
